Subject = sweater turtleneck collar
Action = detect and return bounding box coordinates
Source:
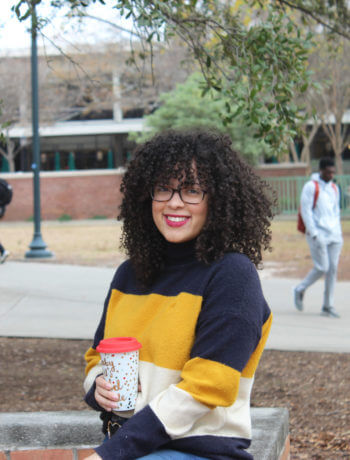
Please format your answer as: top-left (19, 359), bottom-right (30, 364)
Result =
top-left (164, 239), bottom-right (197, 265)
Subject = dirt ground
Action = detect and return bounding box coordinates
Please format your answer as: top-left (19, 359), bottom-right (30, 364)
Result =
top-left (0, 337), bottom-right (349, 459)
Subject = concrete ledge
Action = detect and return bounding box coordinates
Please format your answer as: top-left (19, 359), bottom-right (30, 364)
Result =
top-left (0, 408), bottom-right (289, 460)
top-left (0, 411), bottom-right (104, 451)
top-left (249, 408), bottom-right (289, 460)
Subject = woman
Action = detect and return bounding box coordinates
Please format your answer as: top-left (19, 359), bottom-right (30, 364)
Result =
top-left (84, 129), bottom-right (274, 460)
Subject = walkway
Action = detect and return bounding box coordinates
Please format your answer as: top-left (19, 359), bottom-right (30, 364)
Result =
top-left (1, 261), bottom-right (349, 352)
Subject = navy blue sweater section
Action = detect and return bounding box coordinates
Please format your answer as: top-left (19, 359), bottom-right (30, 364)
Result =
top-left (86, 242), bottom-right (271, 459)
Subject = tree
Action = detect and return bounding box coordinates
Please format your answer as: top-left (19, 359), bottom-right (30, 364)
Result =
top-left (289, 90), bottom-right (322, 171)
top-left (0, 31), bottom-right (192, 171)
top-left (0, 55), bottom-right (31, 171)
top-left (0, 131), bottom-right (23, 172)
top-left (275, 0), bottom-right (350, 39)
top-left (0, 103), bottom-right (7, 145)
top-left (291, 36), bottom-right (350, 173)
top-left (130, 72), bottom-right (272, 164)
top-left (10, 0), bottom-right (315, 155)
top-left (12, 0), bottom-right (350, 156)
top-left (312, 39), bottom-right (350, 174)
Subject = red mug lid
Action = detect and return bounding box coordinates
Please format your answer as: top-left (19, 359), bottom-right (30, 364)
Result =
top-left (96, 337), bottom-right (142, 353)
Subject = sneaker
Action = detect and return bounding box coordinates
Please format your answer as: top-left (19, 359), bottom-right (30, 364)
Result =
top-left (321, 306), bottom-right (340, 318)
top-left (293, 287), bottom-right (304, 311)
top-left (0, 250), bottom-right (9, 264)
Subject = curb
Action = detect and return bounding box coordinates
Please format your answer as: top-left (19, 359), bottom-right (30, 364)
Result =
top-left (0, 408), bottom-right (289, 460)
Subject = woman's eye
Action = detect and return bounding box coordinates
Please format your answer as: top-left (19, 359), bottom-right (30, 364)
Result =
top-left (155, 185), bottom-right (170, 193)
top-left (187, 188), bottom-right (201, 195)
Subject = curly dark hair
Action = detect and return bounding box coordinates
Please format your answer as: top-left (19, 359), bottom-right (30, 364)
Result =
top-left (119, 129), bottom-right (276, 286)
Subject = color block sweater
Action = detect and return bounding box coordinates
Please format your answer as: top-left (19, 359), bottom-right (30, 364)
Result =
top-left (84, 240), bottom-right (272, 460)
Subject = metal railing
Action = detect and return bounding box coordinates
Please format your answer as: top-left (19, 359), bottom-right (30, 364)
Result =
top-left (264, 175), bottom-right (350, 216)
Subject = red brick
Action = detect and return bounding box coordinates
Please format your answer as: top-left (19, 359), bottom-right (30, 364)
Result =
top-left (77, 448), bottom-right (96, 459)
top-left (256, 164), bottom-right (308, 178)
top-left (2, 171), bottom-right (123, 222)
top-left (10, 449), bottom-right (73, 460)
top-left (278, 434), bottom-right (291, 460)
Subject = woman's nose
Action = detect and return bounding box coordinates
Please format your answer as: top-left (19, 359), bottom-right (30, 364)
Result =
top-left (168, 190), bottom-right (184, 207)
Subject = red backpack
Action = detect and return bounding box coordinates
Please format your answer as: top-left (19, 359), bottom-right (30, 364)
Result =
top-left (297, 180), bottom-right (337, 233)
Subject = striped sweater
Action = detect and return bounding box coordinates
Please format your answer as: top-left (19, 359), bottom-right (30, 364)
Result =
top-left (84, 240), bottom-right (272, 460)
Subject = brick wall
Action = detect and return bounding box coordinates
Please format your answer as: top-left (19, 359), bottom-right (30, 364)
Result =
top-left (256, 162), bottom-right (308, 177)
top-left (1, 163), bottom-right (307, 222)
top-left (0, 170), bottom-right (124, 222)
top-left (0, 447), bottom-right (95, 459)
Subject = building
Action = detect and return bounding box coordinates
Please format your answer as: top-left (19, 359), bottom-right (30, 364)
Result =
top-left (0, 40), bottom-right (191, 172)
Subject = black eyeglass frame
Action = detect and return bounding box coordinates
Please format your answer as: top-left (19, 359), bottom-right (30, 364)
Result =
top-left (150, 186), bottom-right (207, 205)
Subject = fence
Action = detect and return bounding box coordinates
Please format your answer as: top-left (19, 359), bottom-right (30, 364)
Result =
top-left (265, 175), bottom-right (350, 216)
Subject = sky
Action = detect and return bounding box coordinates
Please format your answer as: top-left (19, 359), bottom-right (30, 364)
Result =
top-left (0, 0), bottom-right (134, 54)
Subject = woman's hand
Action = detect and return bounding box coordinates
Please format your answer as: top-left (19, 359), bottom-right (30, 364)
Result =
top-left (83, 453), bottom-right (102, 460)
top-left (95, 375), bottom-right (120, 411)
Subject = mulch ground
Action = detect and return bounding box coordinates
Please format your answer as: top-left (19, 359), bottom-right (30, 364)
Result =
top-left (1, 337), bottom-right (349, 459)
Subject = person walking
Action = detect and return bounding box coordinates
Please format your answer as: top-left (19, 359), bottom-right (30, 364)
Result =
top-left (294, 157), bottom-right (343, 318)
top-left (0, 241), bottom-right (9, 263)
top-left (83, 129), bottom-right (275, 460)
top-left (0, 178), bottom-right (12, 264)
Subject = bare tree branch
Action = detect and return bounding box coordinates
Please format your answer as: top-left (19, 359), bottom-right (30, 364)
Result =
top-left (74, 13), bottom-right (142, 38)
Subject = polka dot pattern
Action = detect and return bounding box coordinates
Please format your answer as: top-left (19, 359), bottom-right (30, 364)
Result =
top-left (100, 350), bottom-right (139, 411)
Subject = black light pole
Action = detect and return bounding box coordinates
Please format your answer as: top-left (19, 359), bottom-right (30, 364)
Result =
top-left (25, 2), bottom-right (53, 259)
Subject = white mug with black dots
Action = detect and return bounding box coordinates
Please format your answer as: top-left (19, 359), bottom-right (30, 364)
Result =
top-left (97, 337), bottom-right (142, 411)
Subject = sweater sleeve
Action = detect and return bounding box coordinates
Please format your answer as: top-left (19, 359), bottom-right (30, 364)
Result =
top-left (333, 183), bottom-right (341, 218)
top-left (94, 255), bottom-right (271, 460)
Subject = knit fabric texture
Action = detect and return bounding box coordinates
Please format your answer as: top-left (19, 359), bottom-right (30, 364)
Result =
top-left (84, 240), bottom-right (272, 460)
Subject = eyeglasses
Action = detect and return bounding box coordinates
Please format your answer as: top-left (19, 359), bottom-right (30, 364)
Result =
top-left (151, 185), bottom-right (207, 205)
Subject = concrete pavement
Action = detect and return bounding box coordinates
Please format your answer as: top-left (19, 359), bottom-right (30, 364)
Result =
top-left (0, 260), bottom-right (349, 352)
top-left (261, 276), bottom-right (350, 352)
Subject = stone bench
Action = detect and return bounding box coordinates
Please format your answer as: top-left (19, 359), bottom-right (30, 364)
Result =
top-left (0, 408), bottom-right (289, 460)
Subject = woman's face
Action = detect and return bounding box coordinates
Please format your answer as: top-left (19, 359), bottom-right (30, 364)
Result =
top-left (151, 174), bottom-right (208, 244)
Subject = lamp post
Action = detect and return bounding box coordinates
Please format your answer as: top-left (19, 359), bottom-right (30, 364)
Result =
top-left (25, 1), bottom-right (53, 259)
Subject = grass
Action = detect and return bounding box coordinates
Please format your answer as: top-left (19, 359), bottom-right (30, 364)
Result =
top-left (0, 219), bottom-right (125, 268)
top-left (1, 218), bottom-right (349, 279)
top-left (57, 213), bottom-right (73, 222)
top-left (264, 220), bottom-right (350, 280)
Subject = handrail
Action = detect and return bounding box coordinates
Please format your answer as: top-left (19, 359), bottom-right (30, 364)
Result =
top-left (264, 175), bottom-right (350, 215)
